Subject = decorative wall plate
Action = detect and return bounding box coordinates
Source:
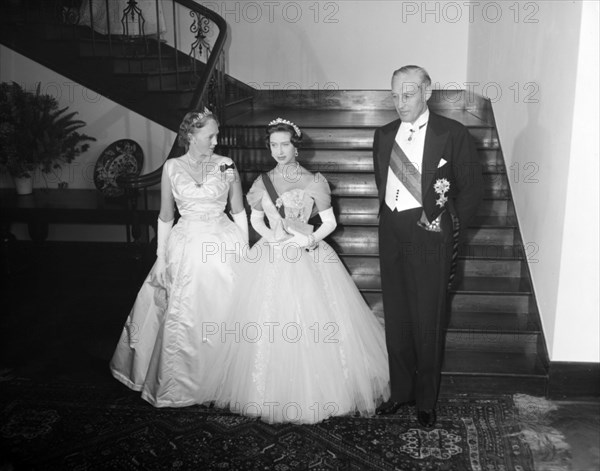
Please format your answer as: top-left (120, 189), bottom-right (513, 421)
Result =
top-left (94, 139), bottom-right (144, 197)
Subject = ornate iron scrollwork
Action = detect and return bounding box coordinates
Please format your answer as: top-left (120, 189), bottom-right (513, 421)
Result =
top-left (121, 0), bottom-right (146, 37)
top-left (57, 0), bottom-right (81, 25)
top-left (189, 11), bottom-right (211, 79)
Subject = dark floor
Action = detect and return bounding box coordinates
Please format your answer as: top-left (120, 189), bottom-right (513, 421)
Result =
top-left (0, 241), bottom-right (598, 470)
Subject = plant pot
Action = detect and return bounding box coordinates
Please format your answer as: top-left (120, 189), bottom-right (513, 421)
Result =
top-left (13, 175), bottom-right (33, 195)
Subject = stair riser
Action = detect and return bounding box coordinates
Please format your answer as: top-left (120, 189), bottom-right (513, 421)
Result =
top-left (335, 213), bottom-right (517, 227)
top-left (329, 227), bottom-right (516, 251)
top-left (450, 293), bottom-right (530, 314)
top-left (363, 292), bottom-right (531, 316)
top-left (440, 375), bottom-right (546, 395)
top-left (366, 302), bottom-right (536, 332)
top-left (230, 149), bottom-right (374, 173)
top-left (483, 173), bottom-right (509, 191)
top-left (348, 275), bottom-right (529, 292)
top-left (458, 244), bottom-right (525, 259)
top-left (340, 256), bottom-right (522, 279)
top-left (333, 199), bottom-right (509, 224)
top-left (479, 149), bottom-right (503, 167)
top-left (448, 313), bottom-right (538, 331)
top-left (240, 173), bottom-right (508, 196)
top-left (231, 148), bottom-right (505, 175)
top-left (252, 89), bottom-right (474, 111)
top-left (466, 228), bottom-right (515, 245)
top-left (224, 126), bottom-right (496, 149)
top-left (446, 332), bottom-right (538, 353)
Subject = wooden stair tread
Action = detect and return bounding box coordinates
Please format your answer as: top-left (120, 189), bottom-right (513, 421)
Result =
top-left (453, 276), bottom-right (532, 294)
top-left (225, 108), bottom-right (492, 128)
top-left (471, 215), bottom-right (517, 227)
top-left (442, 350), bottom-right (547, 377)
top-left (447, 311), bottom-right (540, 331)
top-left (336, 247), bottom-right (526, 261)
top-left (459, 244), bottom-right (525, 260)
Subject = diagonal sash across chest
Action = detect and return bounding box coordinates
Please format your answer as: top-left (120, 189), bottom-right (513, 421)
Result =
top-left (261, 173), bottom-right (286, 218)
top-left (389, 141), bottom-right (422, 205)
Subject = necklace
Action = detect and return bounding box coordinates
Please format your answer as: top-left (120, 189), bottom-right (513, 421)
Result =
top-left (271, 163), bottom-right (306, 196)
top-left (185, 153), bottom-right (213, 188)
top-left (274, 162), bottom-right (302, 186)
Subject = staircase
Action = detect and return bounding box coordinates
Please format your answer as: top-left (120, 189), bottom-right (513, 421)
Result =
top-left (0, 0), bottom-right (253, 134)
top-left (1, 2), bottom-right (549, 395)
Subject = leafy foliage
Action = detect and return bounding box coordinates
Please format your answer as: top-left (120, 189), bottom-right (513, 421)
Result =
top-left (0, 81), bottom-right (96, 178)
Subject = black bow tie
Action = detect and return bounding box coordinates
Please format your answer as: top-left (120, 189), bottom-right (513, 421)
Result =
top-left (219, 163), bottom-right (235, 172)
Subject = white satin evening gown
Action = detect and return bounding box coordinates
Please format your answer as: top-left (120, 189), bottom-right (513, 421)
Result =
top-left (110, 156), bottom-right (246, 407)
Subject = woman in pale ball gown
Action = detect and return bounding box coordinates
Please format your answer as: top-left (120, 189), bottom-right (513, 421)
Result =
top-left (110, 109), bottom-right (248, 407)
top-left (210, 118), bottom-right (390, 424)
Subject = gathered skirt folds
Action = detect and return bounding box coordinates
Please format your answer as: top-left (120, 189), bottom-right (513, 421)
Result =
top-left (210, 240), bottom-right (391, 424)
top-left (110, 214), bottom-right (246, 407)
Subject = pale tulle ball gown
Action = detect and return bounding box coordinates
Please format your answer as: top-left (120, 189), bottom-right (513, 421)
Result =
top-left (110, 157), bottom-right (246, 407)
top-left (210, 174), bottom-right (390, 424)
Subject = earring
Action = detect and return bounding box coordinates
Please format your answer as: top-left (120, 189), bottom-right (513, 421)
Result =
top-left (294, 149), bottom-right (298, 157)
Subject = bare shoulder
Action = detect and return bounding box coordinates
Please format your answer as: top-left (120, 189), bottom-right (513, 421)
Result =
top-left (300, 166), bottom-right (315, 184)
top-left (163, 157), bottom-right (181, 172)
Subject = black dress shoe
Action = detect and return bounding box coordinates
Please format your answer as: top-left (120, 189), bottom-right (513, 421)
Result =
top-left (417, 409), bottom-right (436, 428)
top-left (376, 400), bottom-right (416, 416)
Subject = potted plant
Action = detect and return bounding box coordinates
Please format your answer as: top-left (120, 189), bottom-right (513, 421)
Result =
top-left (0, 81), bottom-right (95, 194)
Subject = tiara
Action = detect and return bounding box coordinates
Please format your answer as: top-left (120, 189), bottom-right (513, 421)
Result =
top-left (191, 107), bottom-right (213, 125)
top-left (268, 117), bottom-right (301, 137)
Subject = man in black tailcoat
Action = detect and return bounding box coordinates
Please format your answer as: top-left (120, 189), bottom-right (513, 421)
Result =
top-left (373, 65), bottom-right (483, 427)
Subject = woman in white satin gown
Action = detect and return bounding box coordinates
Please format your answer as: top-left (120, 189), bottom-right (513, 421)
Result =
top-left (110, 109), bottom-right (248, 407)
top-left (211, 118), bottom-right (390, 424)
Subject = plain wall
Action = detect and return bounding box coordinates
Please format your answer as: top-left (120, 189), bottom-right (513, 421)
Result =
top-left (203, 0), bottom-right (470, 89)
top-left (552, 1), bottom-right (599, 362)
top-left (467, 0), bottom-right (599, 362)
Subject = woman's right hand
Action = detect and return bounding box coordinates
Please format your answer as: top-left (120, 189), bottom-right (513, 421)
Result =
top-left (152, 257), bottom-right (168, 288)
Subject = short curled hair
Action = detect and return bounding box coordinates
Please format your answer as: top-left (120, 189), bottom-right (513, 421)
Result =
top-left (177, 111), bottom-right (219, 150)
top-left (265, 121), bottom-right (302, 149)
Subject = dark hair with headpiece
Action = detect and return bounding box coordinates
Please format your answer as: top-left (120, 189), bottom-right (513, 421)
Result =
top-left (178, 108), bottom-right (219, 150)
top-left (265, 117), bottom-right (302, 148)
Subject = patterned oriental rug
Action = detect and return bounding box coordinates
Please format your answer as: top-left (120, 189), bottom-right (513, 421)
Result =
top-left (0, 380), bottom-right (535, 470)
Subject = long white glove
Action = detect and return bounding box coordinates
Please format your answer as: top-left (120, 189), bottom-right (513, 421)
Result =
top-left (284, 207), bottom-right (337, 249)
top-left (232, 209), bottom-right (249, 245)
top-left (250, 209), bottom-right (277, 242)
top-left (153, 217), bottom-right (173, 287)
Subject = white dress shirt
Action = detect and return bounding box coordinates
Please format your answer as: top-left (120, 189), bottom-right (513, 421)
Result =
top-left (384, 108), bottom-right (430, 212)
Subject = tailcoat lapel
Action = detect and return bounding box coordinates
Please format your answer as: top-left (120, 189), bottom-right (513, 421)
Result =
top-left (421, 112), bottom-right (449, 201)
top-left (379, 120), bottom-right (401, 193)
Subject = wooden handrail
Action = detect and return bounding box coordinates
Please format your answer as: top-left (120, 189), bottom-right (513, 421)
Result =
top-left (118, 0), bottom-right (228, 191)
